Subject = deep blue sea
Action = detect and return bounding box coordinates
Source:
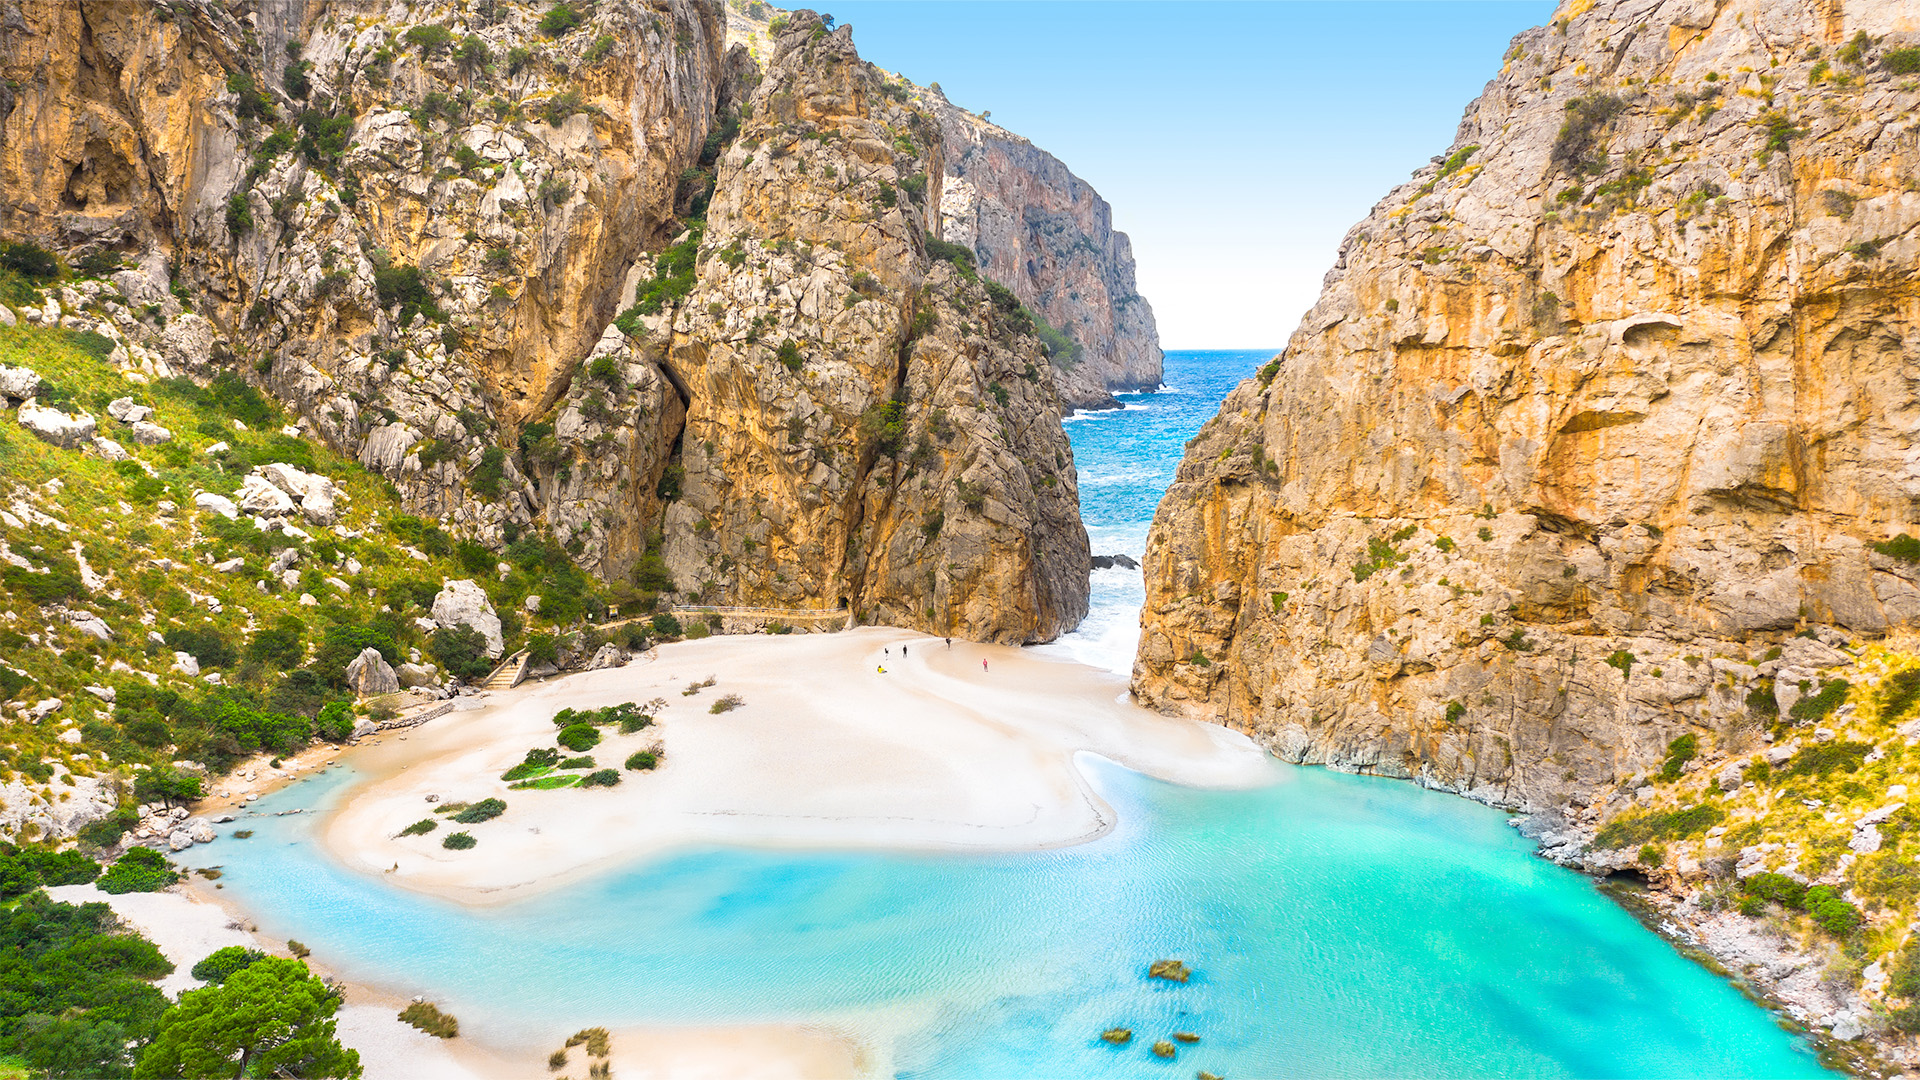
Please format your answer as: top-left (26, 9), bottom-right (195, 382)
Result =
top-left (176, 351), bottom-right (1831, 1078)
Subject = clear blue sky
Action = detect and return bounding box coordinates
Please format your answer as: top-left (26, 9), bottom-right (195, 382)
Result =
top-left (825, 1), bottom-right (1556, 349)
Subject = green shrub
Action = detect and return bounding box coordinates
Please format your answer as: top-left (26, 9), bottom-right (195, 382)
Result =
top-left (651, 613), bottom-right (683, 638)
top-left (557, 723), bottom-right (600, 752)
top-left (1779, 741), bottom-right (1872, 779)
top-left (1744, 871), bottom-right (1805, 908)
top-left (1551, 94), bottom-right (1627, 175)
top-left (372, 262), bottom-right (441, 324)
top-left (557, 755), bottom-right (595, 770)
top-left (429, 625), bottom-right (494, 682)
top-left (1593, 804), bottom-right (1725, 848)
top-left (442, 831), bottom-right (477, 850)
top-left (709, 694), bottom-right (743, 714)
top-left (538, 3), bottom-right (584, 35)
top-left (399, 1001), bottom-right (460, 1038)
top-left (1657, 734), bottom-right (1698, 782)
top-left (470, 446), bottom-right (507, 498)
top-left (399, 819), bottom-right (437, 837)
top-left (133, 767), bottom-right (204, 806)
top-left (0, 239), bottom-right (60, 279)
top-left (404, 23), bottom-right (455, 56)
top-left (1804, 885), bottom-right (1863, 935)
top-left (655, 464), bottom-right (685, 501)
top-left (626, 750), bottom-right (660, 771)
top-left (0, 843), bottom-right (99, 900)
top-left (452, 798), bottom-right (506, 824)
top-left (925, 233), bottom-right (978, 282)
top-left (1788, 678), bottom-right (1849, 723)
top-left (1604, 650), bottom-right (1635, 679)
top-left (191, 945), bottom-right (267, 984)
top-left (578, 768), bottom-right (621, 788)
top-left (1883, 668), bottom-right (1920, 723)
top-left (501, 747), bottom-right (560, 781)
top-left (97, 847), bottom-right (181, 894)
top-left (1875, 531), bottom-right (1920, 560)
top-left (1884, 48), bottom-right (1920, 75)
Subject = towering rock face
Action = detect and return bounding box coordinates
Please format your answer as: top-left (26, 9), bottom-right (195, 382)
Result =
top-left (0, 0), bottom-right (729, 547)
top-left (0, 1), bottom-right (1086, 643)
top-left (919, 90), bottom-right (1163, 410)
top-left (644, 13), bottom-right (1089, 641)
top-left (1137, 0), bottom-right (1920, 808)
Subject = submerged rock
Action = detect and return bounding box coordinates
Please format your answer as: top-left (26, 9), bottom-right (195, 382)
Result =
top-left (1100, 1028), bottom-right (1131, 1045)
top-left (1148, 959), bottom-right (1190, 983)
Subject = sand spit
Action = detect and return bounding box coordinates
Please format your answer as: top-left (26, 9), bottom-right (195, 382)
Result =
top-left (322, 627), bottom-right (1271, 906)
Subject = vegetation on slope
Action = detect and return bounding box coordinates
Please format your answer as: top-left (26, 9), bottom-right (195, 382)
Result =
top-left (0, 309), bottom-right (632, 845)
top-left (1595, 637), bottom-right (1920, 1024)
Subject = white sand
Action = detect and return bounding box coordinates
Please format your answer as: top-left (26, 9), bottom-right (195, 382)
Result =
top-left (111, 629), bottom-right (1268, 1078)
top-left (321, 627), bottom-right (1271, 905)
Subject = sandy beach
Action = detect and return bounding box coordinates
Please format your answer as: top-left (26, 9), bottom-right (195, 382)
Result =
top-left (320, 627), bottom-right (1271, 906)
top-left (81, 628), bottom-right (1268, 1078)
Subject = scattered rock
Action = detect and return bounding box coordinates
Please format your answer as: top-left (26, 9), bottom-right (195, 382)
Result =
top-left (586, 643), bottom-right (627, 670)
top-left (194, 492), bottom-right (239, 519)
top-left (17, 401), bottom-right (96, 448)
top-left (431, 579), bottom-right (504, 657)
top-left (1100, 1028), bottom-right (1131, 1045)
top-left (1090, 553), bottom-right (1140, 570)
top-left (91, 436), bottom-right (130, 461)
top-left (1151, 1040), bottom-right (1175, 1059)
top-left (0, 364), bottom-right (40, 399)
top-left (128, 420), bottom-right (172, 445)
top-left (107, 397), bottom-right (154, 423)
top-left (171, 651), bottom-right (200, 677)
top-left (345, 647), bottom-right (401, 697)
top-left (396, 662), bottom-right (442, 689)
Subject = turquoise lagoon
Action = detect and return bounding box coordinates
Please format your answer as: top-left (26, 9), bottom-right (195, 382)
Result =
top-left (178, 352), bottom-right (1832, 1078)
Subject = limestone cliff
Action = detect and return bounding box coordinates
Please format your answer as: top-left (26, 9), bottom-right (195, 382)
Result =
top-left (642, 12), bottom-right (1088, 641)
top-left (0, 0), bottom-right (1087, 643)
top-left (1137, 0), bottom-right (1920, 809)
top-left (917, 88), bottom-right (1164, 410)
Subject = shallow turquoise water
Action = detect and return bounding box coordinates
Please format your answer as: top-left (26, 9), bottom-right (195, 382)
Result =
top-left (176, 351), bottom-right (1833, 1076)
top-left (182, 757), bottom-right (1827, 1078)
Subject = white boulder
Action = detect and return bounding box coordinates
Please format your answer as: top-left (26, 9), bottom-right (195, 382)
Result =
top-left (107, 397), bottom-right (154, 423)
top-left (431, 579), bottom-right (504, 658)
top-left (18, 401), bottom-right (96, 448)
top-left (0, 364), bottom-right (41, 399)
top-left (128, 420), bottom-right (172, 445)
top-left (345, 647), bottom-right (401, 697)
top-left (194, 492), bottom-right (239, 519)
top-left (235, 473), bottom-right (296, 516)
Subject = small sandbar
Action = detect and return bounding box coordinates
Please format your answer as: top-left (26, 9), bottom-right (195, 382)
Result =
top-left (321, 627), bottom-right (1271, 906)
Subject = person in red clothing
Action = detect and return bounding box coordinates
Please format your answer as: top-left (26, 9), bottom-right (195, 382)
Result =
top-left (981, 658), bottom-right (988, 673)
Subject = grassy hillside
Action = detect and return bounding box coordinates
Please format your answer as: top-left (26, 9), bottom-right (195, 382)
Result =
top-left (1595, 635), bottom-right (1920, 1027)
top-left (0, 313), bottom-right (622, 846)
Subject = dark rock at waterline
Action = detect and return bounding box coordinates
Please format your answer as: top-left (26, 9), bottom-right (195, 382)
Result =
top-left (1091, 553), bottom-right (1140, 571)
top-left (1148, 959), bottom-right (1190, 982)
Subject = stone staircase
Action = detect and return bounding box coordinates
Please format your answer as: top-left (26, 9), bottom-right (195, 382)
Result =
top-left (479, 649), bottom-right (529, 691)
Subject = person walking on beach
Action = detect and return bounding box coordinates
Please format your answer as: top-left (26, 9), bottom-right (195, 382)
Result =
top-left (945, 637), bottom-right (952, 649)
top-left (877, 665), bottom-right (886, 675)
top-left (903, 645), bottom-right (908, 657)
top-left (982, 658), bottom-right (988, 673)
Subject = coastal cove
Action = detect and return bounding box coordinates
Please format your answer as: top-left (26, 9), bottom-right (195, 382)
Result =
top-left (155, 354), bottom-right (1832, 1079)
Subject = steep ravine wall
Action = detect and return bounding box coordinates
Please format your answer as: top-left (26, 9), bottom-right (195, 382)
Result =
top-left (917, 88), bottom-right (1164, 409)
top-left (0, 0), bottom-right (1088, 643)
top-left (1137, 0), bottom-right (1920, 809)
